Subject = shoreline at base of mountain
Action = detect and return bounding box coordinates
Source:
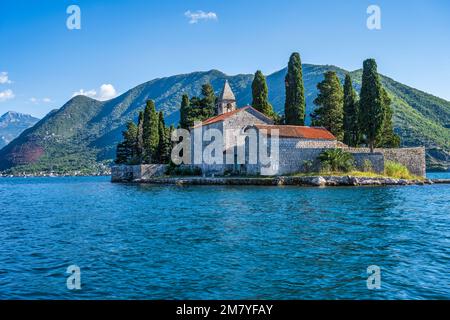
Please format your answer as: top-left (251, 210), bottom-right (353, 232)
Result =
top-left (112, 175), bottom-right (450, 187)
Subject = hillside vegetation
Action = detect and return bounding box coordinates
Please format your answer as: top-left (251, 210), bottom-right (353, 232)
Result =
top-left (0, 65), bottom-right (448, 174)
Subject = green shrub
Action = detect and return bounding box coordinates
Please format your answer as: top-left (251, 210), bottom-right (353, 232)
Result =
top-left (318, 148), bottom-right (355, 173)
top-left (362, 159), bottom-right (373, 172)
top-left (384, 161), bottom-right (412, 179)
top-left (302, 160), bottom-right (314, 172)
top-left (165, 162), bottom-right (202, 176)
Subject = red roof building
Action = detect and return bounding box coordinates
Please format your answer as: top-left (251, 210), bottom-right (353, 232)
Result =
top-left (254, 124), bottom-right (336, 140)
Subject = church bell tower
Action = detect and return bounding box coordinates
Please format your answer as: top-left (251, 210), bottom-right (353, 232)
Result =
top-left (216, 80), bottom-right (237, 115)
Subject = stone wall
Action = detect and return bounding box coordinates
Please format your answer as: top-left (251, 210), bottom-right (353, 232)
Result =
top-left (111, 164), bottom-right (167, 182)
top-left (191, 121), bottom-right (225, 175)
top-left (352, 153), bottom-right (384, 173)
top-left (345, 147), bottom-right (426, 177)
top-left (189, 108), bottom-right (272, 176)
top-left (274, 138), bottom-right (337, 175)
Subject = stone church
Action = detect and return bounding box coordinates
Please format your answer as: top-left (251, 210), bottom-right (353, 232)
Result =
top-left (112, 81), bottom-right (426, 182)
top-left (190, 80), bottom-right (338, 176)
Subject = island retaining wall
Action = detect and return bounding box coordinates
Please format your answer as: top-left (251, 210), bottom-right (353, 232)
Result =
top-left (111, 164), bottom-right (167, 182)
top-left (345, 147), bottom-right (426, 177)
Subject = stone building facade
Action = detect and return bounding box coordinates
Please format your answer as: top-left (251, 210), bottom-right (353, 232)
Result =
top-left (190, 81), bottom-right (341, 176)
top-left (186, 81), bottom-right (426, 177)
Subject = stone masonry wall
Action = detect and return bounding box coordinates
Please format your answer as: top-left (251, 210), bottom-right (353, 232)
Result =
top-left (352, 153), bottom-right (384, 173)
top-left (274, 138), bottom-right (338, 175)
top-left (111, 164), bottom-right (167, 182)
top-left (189, 108), bottom-right (272, 176)
top-left (191, 121), bottom-right (224, 175)
top-left (345, 147), bottom-right (426, 177)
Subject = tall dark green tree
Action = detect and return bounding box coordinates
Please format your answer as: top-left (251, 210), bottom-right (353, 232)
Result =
top-left (376, 88), bottom-right (401, 148)
top-left (311, 71), bottom-right (344, 140)
top-left (200, 83), bottom-right (216, 119)
top-left (115, 141), bottom-right (128, 164)
top-left (136, 111), bottom-right (144, 162)
top-left (359, 59), bottom-right (385, 152)
top-left (284, 52), bottom-right (306, 125)
top-left (142, 99), bottom-right (159, 163)
top-left (179, 94), bottom-right (190, 130)
top-left (188, 96), bottom-right (203, 127)
top-left (157, 111), bottom-right (171, 163)
top-left (343, 74), bottom-right (360, 146)
top-left (251, 70), bottom-right (275, 118)
top-left (115, 121), bottom-right (138, 164)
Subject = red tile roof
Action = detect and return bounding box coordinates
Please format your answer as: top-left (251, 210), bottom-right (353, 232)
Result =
top-left (254, 125), bottom-right (336, 140)
top-left (198, 107), bottom-right (249, 127)
top-left (192, 106), bottom-right (273, 128)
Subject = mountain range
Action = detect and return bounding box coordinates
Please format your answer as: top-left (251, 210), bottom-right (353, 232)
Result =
top-left (0, 64), bottom-right (449, 173)
top-left (0, 111), bottom-right (39, 150)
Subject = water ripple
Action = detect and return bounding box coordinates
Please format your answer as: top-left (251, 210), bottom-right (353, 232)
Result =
top-left (0, 175), bottom-right (449, 299)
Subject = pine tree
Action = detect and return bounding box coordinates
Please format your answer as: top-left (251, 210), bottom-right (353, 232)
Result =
top-left (157, 111), bottom-right (171, 163)
top-left (142, 100), bottom-right (159, 163)
top-left (115, 121), bottom-right (138, 164)
top-left (200, 83), bottom-right (216, 119)
top-left (284, 52), bottom-right (306, 125)
top-left (359, 59), bottom-right (385, 152)
top-left (251, 70), bottom-right (275, 118)
top-left (343, 74), bottom-right (360, 146)
top-left (376, 88), bottom-right (401, 148)
top-left (183, 96), bottom-right (206, 128)
top-left (180, 94), bottom-right (190, 129)
top-left (311, 71), bottom-right (344, 140)
top-left (115, 142), bottom-right (128, 164)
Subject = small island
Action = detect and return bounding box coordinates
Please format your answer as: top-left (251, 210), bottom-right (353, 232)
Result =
top-left (112, 54), bottom-right (443, 187)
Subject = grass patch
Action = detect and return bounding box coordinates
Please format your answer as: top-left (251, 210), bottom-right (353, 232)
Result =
top-left (384, 161), bottom-right (419, 179)
top-left (291, 171), bottom-right (386, 178)
top-left (292, 168), bottom-right (423, 180)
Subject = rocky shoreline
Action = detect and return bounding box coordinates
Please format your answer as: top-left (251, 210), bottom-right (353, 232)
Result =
top-left (128, 175), bottom-right (450, 187)
top-left (0, 172), bottom-right (110, 178)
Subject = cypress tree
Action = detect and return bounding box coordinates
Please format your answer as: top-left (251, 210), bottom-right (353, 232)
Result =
top-left (376, 88), bottom-right (401, 148)
top-left (180, 94), bottom-right (190, 129)
top-left (200, 83), bottom-right (216, 119)
top-left (343, 74), bottom-right (360, 146)
top-left (124, 121), bottom-right (139, 164)
top-left (284, 52), bottom-right (306, 125)
top-left (359, 59), bottom-right (385, 152)
top-left (251, 70), bottom-right (275, 118)
top-left (142, 99), bottom-right (159, 163)
top-left (136, 111), bottom-right (144, 162)
top-left (311, 71), bottom-right (344, 140)
top-left (157, 111), bottom-right (171, 163)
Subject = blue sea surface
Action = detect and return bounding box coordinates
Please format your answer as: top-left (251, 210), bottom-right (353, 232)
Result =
top-left (0, 173), bottom-right (449, 299)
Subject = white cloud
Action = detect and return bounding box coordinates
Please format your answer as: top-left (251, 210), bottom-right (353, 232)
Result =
top-left (30, 97), bottom-right (52, 104)
top-left (184, 10), bottom-right (217, 24)
top-left (72, 88), bottom-right (98, 99)
top-left (72, 84), bottom-right (117, 101)
top-left (98, 84), bottom-right (117, 100)
top-left (0, 72), bottom-right (12, 84)
top-left (0, 89), bottom-right (14, 102)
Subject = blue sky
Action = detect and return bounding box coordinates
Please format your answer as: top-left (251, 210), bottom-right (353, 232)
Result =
top-left (0, 0), bottom-right (449, 118)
